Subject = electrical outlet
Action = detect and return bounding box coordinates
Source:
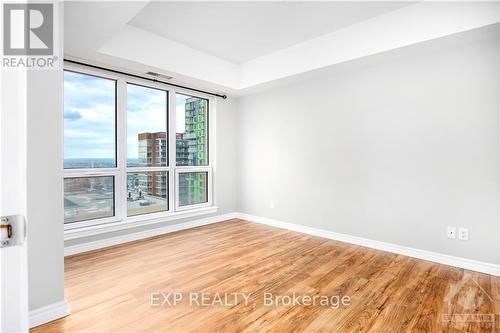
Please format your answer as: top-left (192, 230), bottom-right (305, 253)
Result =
top-left (269, 200), bottom-right (275, 209)
top-left (458, 227), bottom-right (468, 241)
top-left (447, 226), bottom-right (456, 239)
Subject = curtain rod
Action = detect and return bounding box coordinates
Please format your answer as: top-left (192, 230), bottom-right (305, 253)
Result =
top-left (64, 59), bottom-right (227, 99)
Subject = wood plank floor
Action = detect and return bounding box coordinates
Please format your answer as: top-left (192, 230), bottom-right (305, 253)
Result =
top-left (32, 219), bottom-right (499, 333)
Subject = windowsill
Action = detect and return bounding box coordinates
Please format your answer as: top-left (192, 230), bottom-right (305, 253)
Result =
top-left (64, 206), bottom-right (218, 241)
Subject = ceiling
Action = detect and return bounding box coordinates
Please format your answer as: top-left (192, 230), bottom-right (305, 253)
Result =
top-left (129, 2), bottom-right (412, 64)
top-left (64, 1), bottom-right (500, 95)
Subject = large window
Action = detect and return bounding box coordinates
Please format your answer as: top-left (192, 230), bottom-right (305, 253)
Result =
top-left (63, 65), bottom-right (213, 229)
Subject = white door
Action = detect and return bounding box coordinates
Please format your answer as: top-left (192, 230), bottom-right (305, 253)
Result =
top-left (0, 68), bottom-right (29, 332)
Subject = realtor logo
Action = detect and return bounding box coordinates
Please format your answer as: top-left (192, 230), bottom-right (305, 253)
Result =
top-left (3, 3), bottom-right (53, 56)
top-left (442, 272), bottom-right (495, 331)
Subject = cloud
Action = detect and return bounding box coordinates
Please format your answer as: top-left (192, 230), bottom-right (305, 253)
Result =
top-left (64, 110), bottom-right (82, 120)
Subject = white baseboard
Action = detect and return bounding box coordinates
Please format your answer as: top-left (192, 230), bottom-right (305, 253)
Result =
top-left (236, 213), bottom-right (500, 277)
top-left (29, 300), bottom-right (70, 328)
top-left (64, 213), bottom-right (238, 256)
top-left (63, 210), bottom-right (500, 276)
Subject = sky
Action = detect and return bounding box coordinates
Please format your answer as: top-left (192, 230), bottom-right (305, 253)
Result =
top-left (126, 83), bottom-right (167, 161)
top-left (64, 71), bottom-right (192, 161)
top-left (64, 71), bottom-right (116, 160)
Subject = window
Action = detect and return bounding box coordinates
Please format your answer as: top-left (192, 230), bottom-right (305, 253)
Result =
top-left (127, 172), bottom-right (168, 216)
top-left (177, 171), bottom-right (208, 207)
top-left (63, 70), bottom-right (118, 225)
top-left (63, 65), bottom-right (214, 230)
top-left (126, 84), bottom-right (169, 217)
top-left (64, 176), bottom-right (115, 223)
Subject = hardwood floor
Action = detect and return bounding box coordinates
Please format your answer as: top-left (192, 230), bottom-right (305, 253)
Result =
top-left (32, 219), bottom-right (499, 333)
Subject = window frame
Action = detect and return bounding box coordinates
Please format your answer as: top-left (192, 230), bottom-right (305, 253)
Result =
top-left (123, 79), bottom-right (170, 219)
top-left (63, 63), bottom-right (216, 233)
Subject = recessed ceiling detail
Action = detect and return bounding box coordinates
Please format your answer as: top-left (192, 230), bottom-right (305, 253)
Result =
top-left (64, 1), bottom-right (499, 95)
top-left (129, 2), bottom-right (413, 64)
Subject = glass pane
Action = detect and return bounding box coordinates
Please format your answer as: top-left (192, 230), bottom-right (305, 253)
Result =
top-left (64, 177), bottom-right (114, 223)
top-left (64, 71), bottom-right (116, 168)
top-left (176, 94), bottom-right (208, 166)
top-left (127, 84), bottom-right (167, 167)
top-left (127, 172), bottom-right (168, 216)
top-left (178, 172), bottom-right (208, 207)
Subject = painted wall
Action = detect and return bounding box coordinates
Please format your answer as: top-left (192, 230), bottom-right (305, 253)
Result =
top-left (31, 22), bottom-right (499, 321)
top-left (236, 25), bottom-right (500, 265)
top-left (26, 4), bottom-right (66, 314)
top-left (26, 64), bottom-right (65, 309)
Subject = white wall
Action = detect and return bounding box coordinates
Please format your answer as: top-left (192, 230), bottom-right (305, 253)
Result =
top-left (26, 68), bottom-right (65, 310)
top-left (26, 4), bottom-right (66, 314)
top-left (236, 25), bottom-right (500, 265)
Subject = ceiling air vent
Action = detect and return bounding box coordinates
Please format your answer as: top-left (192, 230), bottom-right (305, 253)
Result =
top-left (146, 71), bottom-right (173, 80)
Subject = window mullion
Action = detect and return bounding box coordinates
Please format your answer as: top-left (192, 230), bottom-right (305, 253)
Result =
top-left (117, 78), bottom-right (127, 221)
top-left (63, 168), bottom-right (118, 176)
top-left (209, 97), bottom-right (215, 207)
top-left (169, 90), bottom-right (177, 212)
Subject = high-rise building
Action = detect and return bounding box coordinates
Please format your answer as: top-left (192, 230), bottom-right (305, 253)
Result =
top-left (176, 133), bottom-right (189, 166)
top-left (137, 132), bottom-right (167, 197)
top-left (134, 97), bottom-right (207, 204)
top-left (177, 97), bottom-right (207, 166)
top-left (137, 132), bottom-right (167, 167)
